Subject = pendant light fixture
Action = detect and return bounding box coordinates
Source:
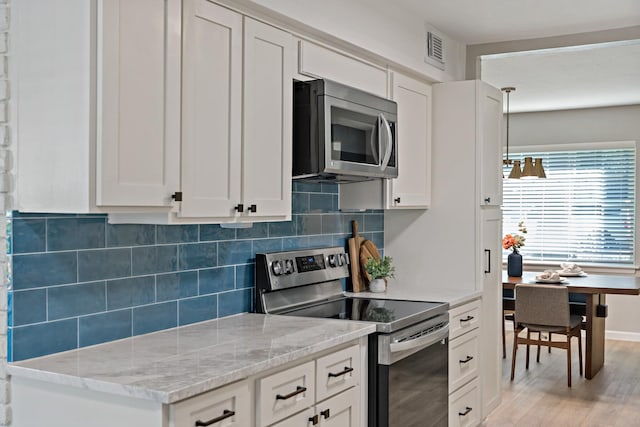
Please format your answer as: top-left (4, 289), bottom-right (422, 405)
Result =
top-left (502, 87), bottom-right (546, 179)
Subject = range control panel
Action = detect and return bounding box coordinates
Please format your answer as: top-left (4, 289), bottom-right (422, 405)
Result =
top-left (255, 247), bottom-right (350, 291)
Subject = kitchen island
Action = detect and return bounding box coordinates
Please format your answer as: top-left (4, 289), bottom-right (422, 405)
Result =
top-left (8, 313), bottom-right (375, 426)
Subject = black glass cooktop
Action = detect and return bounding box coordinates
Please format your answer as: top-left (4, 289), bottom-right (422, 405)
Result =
top-left (279, 297), bottom-right (447, 333)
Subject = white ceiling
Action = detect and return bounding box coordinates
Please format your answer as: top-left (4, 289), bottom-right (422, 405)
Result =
top-left (481, 41), bottom-right (640, 112)
top-left (395, 0), bottom-right (640, 112)
top-left (398, 0), bottom-right (640, 45)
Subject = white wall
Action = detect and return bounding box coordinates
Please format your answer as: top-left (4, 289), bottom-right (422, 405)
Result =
top-left (221, 0), bottom-right (466, 82)
top-left (510, 105), bottom-right (640, 338)
top-left (508, 105), bottom-right (640, 147)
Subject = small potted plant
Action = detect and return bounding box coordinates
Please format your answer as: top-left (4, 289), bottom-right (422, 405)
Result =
top-left (364, 256), bottom-right (395, 293)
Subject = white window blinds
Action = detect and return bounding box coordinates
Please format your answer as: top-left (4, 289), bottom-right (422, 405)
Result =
top-left (502, 146), bottom-right (636, 265)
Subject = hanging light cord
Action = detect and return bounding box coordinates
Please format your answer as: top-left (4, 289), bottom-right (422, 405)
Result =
top-left (502, 87), bottom-right (514, 165)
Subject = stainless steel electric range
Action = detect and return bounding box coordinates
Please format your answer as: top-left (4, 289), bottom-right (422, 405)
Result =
top-left (254, 246), bottom-right (450, 427)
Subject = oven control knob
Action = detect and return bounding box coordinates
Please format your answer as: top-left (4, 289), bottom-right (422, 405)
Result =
top-left (337, 253), bottom-right (345, 266)
top-left (271, 260), bottom-right (283, 276)
top-left (284, 259), bottom-right (295, 274)
top-left (328, 254), bottom-right (337, 267)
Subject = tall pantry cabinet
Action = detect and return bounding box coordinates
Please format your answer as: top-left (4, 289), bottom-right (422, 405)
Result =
top-left (384, 80), bottom-right (503, 423)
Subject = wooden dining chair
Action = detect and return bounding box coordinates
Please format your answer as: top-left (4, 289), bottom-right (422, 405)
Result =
top-left (510, 284), bottom-right (583, 387)
top-left (502, 289), bottom-right (516, 358)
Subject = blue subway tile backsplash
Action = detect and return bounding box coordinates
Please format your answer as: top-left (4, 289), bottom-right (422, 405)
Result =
top-left (7, 182), bottom-right (384, 361)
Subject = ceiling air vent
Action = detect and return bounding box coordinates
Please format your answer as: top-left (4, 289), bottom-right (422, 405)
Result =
top-left (426, 31), bottom-right (445, 70)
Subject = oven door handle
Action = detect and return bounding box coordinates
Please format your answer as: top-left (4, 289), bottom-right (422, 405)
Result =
top-left (389, 325), bottom-right (449, 354)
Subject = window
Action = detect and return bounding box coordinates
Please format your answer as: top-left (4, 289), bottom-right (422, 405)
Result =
top-left (502, 144), bottom-right (636, 265)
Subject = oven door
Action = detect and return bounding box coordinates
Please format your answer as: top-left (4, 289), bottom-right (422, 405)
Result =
top-left (319, 95), bottom-right (397, 179)
top-left (372, 317), bottom-right (449, 427)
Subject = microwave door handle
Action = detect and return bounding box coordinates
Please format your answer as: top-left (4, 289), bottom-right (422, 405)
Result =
top-left (371, 119), bottom-right (380, 165)
top-left (379, 113), bottom-right (393, 170)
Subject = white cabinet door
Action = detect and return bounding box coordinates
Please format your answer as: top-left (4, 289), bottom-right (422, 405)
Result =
top-left (477, 83), bottom-right (503, 207)
top-left (242, 18), bottom-right (294, 219)
top-left (479, 207), bottom-right (502, 417)
top-left (170, 380), bottom-right (251, 427)
top-left (180, 0), bottom-right (243, 218)
top-left (97, 0), bottom-right (180, 207)
top-left (318, 387), bottom-right (361, 427)
top-left (386, 72), bottom-right (432, 209)
top-left (16, 0), bottom-right (180, 212)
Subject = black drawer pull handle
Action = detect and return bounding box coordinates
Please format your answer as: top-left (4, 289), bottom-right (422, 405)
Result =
top-left (328, 366), bottom-right (354, 378)
top-left (276, 385), bottom-right (307, 400)
top-left (308, 414), bottom-right (319, 425)
top-left (248, 204), bottom-right (257, 213)
top-left (459, 355), bottom-right (474, 364)
top-left (320, 408), bottom-right (330, 419)
top-left (460, 315), bottom-right (474, 323)
top-left (459, 406), bottom-right (473, 417)
top-left (195, 409), bottom-right (235, 426)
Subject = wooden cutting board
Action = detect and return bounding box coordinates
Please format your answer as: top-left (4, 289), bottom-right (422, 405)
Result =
top-left (347, 220), bottom-right (365, 292)
top-left (359, 239), bottom-right (381, 285)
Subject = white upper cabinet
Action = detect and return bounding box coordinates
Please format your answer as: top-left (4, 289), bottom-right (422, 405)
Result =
top-left (177, 1), bottom-right (293, 222)
top-left (180, 0), bottom-right (243, 218)
top-left (298, 40), bottom-right (387, 98)
top-left (18, 0), bottom-right (293, 223)
top-left (16, 0), bottom-right (180, 213)
top-left (477, 83), bottom-right (503, 207)
top-left (242, 17), bottom-right (294, 218)
top-left (386, 72), bottom-right (432, 209)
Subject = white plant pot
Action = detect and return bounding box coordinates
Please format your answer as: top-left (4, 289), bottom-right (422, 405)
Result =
top-left (369, 278), bottom-right (386, 293)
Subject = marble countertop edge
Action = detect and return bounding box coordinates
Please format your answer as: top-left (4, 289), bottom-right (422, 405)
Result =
top-left (8, 317), bottom-right (377, 404)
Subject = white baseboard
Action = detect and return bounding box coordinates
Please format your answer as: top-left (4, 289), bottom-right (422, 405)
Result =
top-left (605, 330), bottom-right (640, 342)
top-left (504, 322), bottom-right (640, 342)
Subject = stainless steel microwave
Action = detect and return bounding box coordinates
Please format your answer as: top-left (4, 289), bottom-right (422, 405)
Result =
top-left (293, 79), bottom-right (398, 182)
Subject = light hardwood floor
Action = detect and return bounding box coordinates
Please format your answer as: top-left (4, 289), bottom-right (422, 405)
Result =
top-left (487, 333), bottom-right (640, 426)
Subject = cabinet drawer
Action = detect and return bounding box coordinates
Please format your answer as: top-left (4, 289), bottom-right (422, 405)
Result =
top-left (449, 330), bottom-right (479, 391)
top-left (170, 379), bottom-right (250, 427)
top-left (448, 378), bottom-right (481, 427)
top-left (449, 300), bottom-right (481, 340)
top-left (257, 360), bottom-right (315, 426)
top-left (316, 344), bottom-right (360, 402)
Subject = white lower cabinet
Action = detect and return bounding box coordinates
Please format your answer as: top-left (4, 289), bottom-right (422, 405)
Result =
top-left (257, 361), bottom-right (316, 426)
top-left (170, 379), bottom-right (251, 427)
top-left (448, 299), bottom-right (481, 427)
top-left (272, 388), bottom-right (360, 427)
top-left (448, 378), bottom-right (481, 427)
top-left (258, 343), bottom-right (361, 427)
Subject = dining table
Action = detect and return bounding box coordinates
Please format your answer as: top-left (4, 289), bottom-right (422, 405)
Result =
top-left (502, 271), bottom-right (640, 379)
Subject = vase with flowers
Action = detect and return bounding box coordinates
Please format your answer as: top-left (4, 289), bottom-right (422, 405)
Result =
top-left (502, 221), bottom-right (527, 277)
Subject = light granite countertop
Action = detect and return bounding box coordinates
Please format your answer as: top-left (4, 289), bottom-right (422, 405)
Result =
top-left (347, 286), bottom-right (482, 308)
top-left (7, 313), bottom-right (376, 405)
